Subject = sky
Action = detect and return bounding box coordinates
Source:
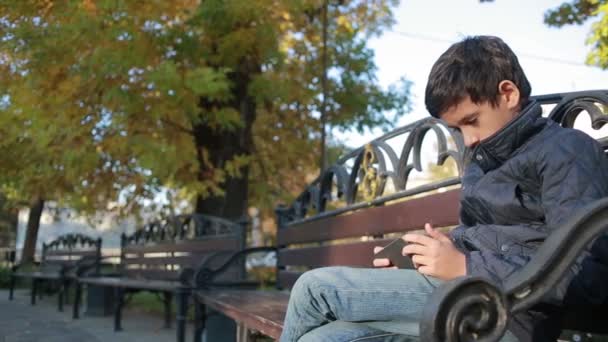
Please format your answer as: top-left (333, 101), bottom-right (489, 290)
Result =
top-left (335, 0), bottom-right (608, 147)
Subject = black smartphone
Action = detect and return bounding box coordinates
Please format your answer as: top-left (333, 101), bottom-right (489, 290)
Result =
top-left (374, 238), bottom-right (415, 269)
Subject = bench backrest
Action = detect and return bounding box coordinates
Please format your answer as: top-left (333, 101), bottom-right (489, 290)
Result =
top-left (120, 214), bottom-right (246, 282)
top-left (275, 90), bottom-right (608, 289)
top-left (41, 233), bottom-right (102, 273)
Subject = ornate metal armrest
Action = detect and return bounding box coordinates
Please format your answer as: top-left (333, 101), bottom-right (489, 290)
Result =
top-left (192, 246), bottom-right (277, 288)
top-left (420, 197), bottom-right (608, 342)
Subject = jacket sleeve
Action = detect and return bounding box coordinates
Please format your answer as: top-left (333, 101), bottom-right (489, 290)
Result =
top-left (464, 247), bottom-right (531, 285)
top-left (456, 129), bottom-right (608, 286)
top-left (450, 223), bottom-right (535, 284)
top-left (539, 129), bottom-right (608, 228)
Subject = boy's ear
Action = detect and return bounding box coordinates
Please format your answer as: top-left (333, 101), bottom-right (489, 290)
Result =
top-left (498, 80), bottom-right (520, 110)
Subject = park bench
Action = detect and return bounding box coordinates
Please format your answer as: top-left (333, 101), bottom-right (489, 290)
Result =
top-left (8, 233), bottom-right (102, 313)
top-left (189, 89), bottom-right (608, 342)
top-left (73, 214), bottom-right (247, 342)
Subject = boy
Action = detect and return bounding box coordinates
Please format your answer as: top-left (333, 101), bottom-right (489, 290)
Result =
top-left (279, 36), bottom-right (608, 342)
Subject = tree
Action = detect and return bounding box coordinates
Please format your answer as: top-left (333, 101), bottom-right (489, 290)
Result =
top-left (0, 0), bottom-right (410, 258)
top-left (544, 0), bottom-right (608, 69)
top-left (482, 0), bottom-right (608, 69)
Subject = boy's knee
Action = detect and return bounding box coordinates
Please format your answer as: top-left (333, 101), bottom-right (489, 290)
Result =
top-left (292, 267), bottom-right (344, 295)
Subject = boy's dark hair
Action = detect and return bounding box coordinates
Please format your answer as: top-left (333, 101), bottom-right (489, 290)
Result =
top-left (425, 35), bottom-right (531, 118)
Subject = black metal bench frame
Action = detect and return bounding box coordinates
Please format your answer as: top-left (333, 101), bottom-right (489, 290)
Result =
top-left (189, 90), bottom-right (608, 342)
top-left (72, 214), bottom-right (247, 342)
top-left (8, 233), bottom-right (102, 312)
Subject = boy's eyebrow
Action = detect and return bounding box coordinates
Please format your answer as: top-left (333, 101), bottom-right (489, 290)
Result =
top-left (448, 112), bottom-right (479, 129)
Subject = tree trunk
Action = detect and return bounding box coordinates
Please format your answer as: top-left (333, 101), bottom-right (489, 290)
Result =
top-left (21, 198), bottom-right (44, 264)
top-left (194, 67), bottom-right (257, 220)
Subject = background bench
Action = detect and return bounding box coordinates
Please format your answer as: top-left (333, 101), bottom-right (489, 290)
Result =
top-left (190, 89), bottom-right (608, 342)
top-left (9, 233), bottom-right (102, 313)
top-left (73, 214), bottom-right (246, 342)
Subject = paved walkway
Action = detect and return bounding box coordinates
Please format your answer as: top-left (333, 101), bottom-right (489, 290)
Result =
top-left (0, 289), bottom-right (193, 342)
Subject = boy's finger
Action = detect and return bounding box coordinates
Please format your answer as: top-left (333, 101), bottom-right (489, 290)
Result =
top-left (416, 265), bottom-right (433, 277)
top-left (424, 223), bottom-right (451, 242)
top-left (402, 243), bottom-right (426, 256)
top-left (373, 246), bottom-right (383, 254)
top-left (403, 233), bottom-right (435, 246)
top-left (411, 254), bottom-right (430, 267)
top-left (373, 258), bottom-right (391, 267)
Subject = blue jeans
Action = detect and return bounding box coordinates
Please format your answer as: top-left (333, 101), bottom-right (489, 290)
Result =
top-left (279, 267), bottom-right (518, 342)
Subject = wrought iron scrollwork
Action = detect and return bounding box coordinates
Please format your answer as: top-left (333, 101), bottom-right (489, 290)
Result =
top-left (44, 233), bottom-right (101, 251)
top-left (546, 90), bottom-right (608, 130)
top-left (277, 114), bottom-right (465, 227)
top-left (121, 214), bottom-right (244, 247)
top-left (420, 277), bottom-right (508, 342)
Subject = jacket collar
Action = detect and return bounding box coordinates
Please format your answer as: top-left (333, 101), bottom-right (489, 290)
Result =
top-left (470, 100), bottom-right (546, 173)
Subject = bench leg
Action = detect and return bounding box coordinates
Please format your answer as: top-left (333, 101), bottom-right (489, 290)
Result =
top-left (31, 279), bottom-right (37, 305)
top-left (38, 280), bottom-right (44, 300)
top-left (175, 287), bottom-right (189, 342)
top-left (73, 282), bottom-right (82, 319)
top-left (58, 280), bottom-right (65, 312)
top-left (194, 302), bottom-right (206, 342)
top-left (236, 323), bottom-right (251, 342)
top-left (163, 291), bottom-right (173, 329)
top-left (114, 287), bottom-right (124, 332)
top-left (64, 280), bottom-right (71, 305)
top-left (8, 274), bottom-right (16, 300)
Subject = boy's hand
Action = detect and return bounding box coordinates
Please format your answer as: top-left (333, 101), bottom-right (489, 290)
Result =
top-left (372, 246), bottom-right (397, 269)
top-left (402, 223), bottom-right (466, 280)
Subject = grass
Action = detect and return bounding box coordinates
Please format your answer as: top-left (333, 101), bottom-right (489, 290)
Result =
top-left (0, 266), bottom-right (11, 288)
top-left (126, 291), bottom-right (197, 321)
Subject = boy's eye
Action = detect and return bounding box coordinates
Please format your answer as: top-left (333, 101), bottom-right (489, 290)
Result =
top-left (465, 118), bottom-right (478, 126)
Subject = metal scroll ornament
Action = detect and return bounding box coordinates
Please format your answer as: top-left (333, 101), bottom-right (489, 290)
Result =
top-left (360, 144), bottom-right (385, 202)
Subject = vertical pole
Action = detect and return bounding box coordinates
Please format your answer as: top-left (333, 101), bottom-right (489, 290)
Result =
top-left (9, 272), bottom-right (15, 300)
top-left (163, 291), bottom-right (173, 328)
top-left (114, 287), bottom-right (124, 331)
top-left (58, 280), bottom-right (64, 312)
top-left (319, 0), bottom-right (329, 173)
top-left (194, 302), bottom-right (206, 342)
top-left (175, 287), bottom-right (189, 342)
top-left (73, 282), bottom-right (82, 319)
top-left (31, 278), bottom-right (37, 305)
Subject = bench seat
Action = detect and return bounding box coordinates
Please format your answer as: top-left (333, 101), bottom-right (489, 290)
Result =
top-left (194, 289), bottom-right (289, 340)
top-left (14, 271), bottom-right (62, 280)
top-left (79, 276), bottom-right (182, 292)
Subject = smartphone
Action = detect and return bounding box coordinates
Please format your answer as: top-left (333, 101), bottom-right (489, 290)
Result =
top-left (373, 238), bottom-right (415, 269)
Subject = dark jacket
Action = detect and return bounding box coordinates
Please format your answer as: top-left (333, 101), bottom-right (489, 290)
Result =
top-left (448, 100), bottom-right (608, 340)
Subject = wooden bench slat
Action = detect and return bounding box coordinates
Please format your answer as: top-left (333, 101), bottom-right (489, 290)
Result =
top-left (122, 255), bottom-right (201, 266)
top-left (277, 189), bottom-right (460, 245)
top-left (45, 250), bottom-right (99, 257)
top-left (79, 276), bottom-right (180, 291)
top-left (14, 271), bottom-right (62, 280)
top-left (122, 238), bottom-right (241, 254)
top-left (196, 290), bottom-right (289, 339)
top-left (278, 239), bottom-right (394, 268)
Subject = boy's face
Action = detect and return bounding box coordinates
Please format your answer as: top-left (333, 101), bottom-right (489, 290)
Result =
top-left (439, 81), bottom-right (521, 148)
